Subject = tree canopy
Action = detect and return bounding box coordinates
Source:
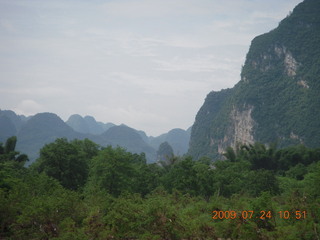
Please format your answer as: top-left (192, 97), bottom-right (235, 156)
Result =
top-left (1, 137), bottom-right (320, 239)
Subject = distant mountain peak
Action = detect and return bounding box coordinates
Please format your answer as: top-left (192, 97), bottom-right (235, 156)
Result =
top-left (66, 114), bottom-right (113, 135)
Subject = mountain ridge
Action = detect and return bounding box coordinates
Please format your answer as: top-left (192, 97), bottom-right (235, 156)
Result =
top-left (0, 110), bottom-right (190, 164)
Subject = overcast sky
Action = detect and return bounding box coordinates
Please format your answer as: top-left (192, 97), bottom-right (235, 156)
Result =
top-left (0, 0), bottom-right (302, 136)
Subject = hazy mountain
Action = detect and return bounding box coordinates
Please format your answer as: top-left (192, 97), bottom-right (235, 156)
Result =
top-left (156, 141), bottom-right (174, 163)
top-left (0, 110), bottom-right (27, 143)
top-left (0, 111), bottom-right (188, 164)
top-left (149, 128), bottom-right (191, 156)
top-left (189, 0), bottom-right (320, 160)
top-left (66, 114), bottom-right (115, 135)
top-left (148, 133), bottom-right (167, 151)
top-left (66, 114), bottom-right (89, 133)
top-left (0, 115), bottom-right (16, 143)
top-left (0, 109), bottom-right (26, 129)
top-left (94, 125), bottom-right (157, 163)
top-left (168, 128), bottom-right (191, 155)
top-left (136, 130), bottom-right (150, 144)
top-left (16, 112), bottom-right (85, 165)
top-left (0, 111), bottom-right (158, 163)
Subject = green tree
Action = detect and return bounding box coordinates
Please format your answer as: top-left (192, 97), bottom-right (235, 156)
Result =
top-left (71, 138), bottom-right (100, 160)
top-left (246, 169), bottom-right (279, 197)
top-left (241, 142), bottom-right (277, 170)
top-left (223, 146), bottom-right (237, 162)
top-left (192, 157), bottom-right (215, 200)
top-left (87, 146), bottom-right (136, 196)
top-left (213, 159), bottom-right (250, 197)
top-left (303, 161), bottom-right (320, 198)
top-left (133, 162), bottom-right (164, 196)
top-left (10, 174), bottom-right (84, 240)
top-left (0, 136), bottom-right (28, 164)
top-left (161, 156), bottom-right (199, 195)
top-left (34, 138), bottom-right (88, 190)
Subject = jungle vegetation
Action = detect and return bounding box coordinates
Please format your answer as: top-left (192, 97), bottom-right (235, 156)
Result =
top-left (1, 136), bottom-right (320, 239)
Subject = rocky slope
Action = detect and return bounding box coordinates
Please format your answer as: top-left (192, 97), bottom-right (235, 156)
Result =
top-left (189, 0), bottom-right (320, 160)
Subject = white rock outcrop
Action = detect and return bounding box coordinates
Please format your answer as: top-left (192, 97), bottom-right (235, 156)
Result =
top-left (230, 105), bottom-right (255, 148)
top-left (274, 45), bottom-right (299, 76)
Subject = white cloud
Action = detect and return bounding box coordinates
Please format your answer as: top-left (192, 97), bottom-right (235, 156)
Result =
top-left (88, 103), bottom-right (167, 131)
top-left (14, 99), bottom-right (44, 116)
top-left (154, 55), bottom-right (237, 73)
top-left (0, 86), bottom-right (69, 97)
top-left (101, 0), bottom-right (210, 18)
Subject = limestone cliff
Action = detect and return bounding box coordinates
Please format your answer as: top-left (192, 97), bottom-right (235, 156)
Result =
top-left (230, 105), bottom-right (255, 149)
top-left (188, 0), bottom-right (320, 160)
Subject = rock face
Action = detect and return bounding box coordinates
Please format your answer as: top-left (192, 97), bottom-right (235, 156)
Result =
top-left (188, 0), bottom-right (320, 160)
top-left (188, 89), bottom-right (234, 160)
top-left (230, 105), bottom-right (255, 149)
top-left (208, 105), bottom-right (255, 155)
top-left (274, 45), bottom-right (299, 77)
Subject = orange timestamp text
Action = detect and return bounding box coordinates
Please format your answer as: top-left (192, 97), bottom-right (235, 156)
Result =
top-left (212, 210), bottom-right (307, 220)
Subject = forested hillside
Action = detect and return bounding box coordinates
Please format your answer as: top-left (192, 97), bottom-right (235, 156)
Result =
top-left (189, 0), bottom-right (320, 160)
top-left (1, 137), bottom-right (320, 239)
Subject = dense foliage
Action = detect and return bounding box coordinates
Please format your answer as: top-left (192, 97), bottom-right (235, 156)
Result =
top-left (1, 137), bottom-right (320, 239)
top-left (188, 88), bottom-right (233, 160)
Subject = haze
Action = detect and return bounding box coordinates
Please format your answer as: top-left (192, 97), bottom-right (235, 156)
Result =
top-left (0, 0), bottom-right (301, 136)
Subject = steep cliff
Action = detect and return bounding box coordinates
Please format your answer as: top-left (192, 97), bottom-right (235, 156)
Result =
top-left (189, 0), bottom-right (320, 160)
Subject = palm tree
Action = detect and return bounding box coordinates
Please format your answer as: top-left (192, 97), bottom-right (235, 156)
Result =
top-left (0, 136), bottom-right (28, 163)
